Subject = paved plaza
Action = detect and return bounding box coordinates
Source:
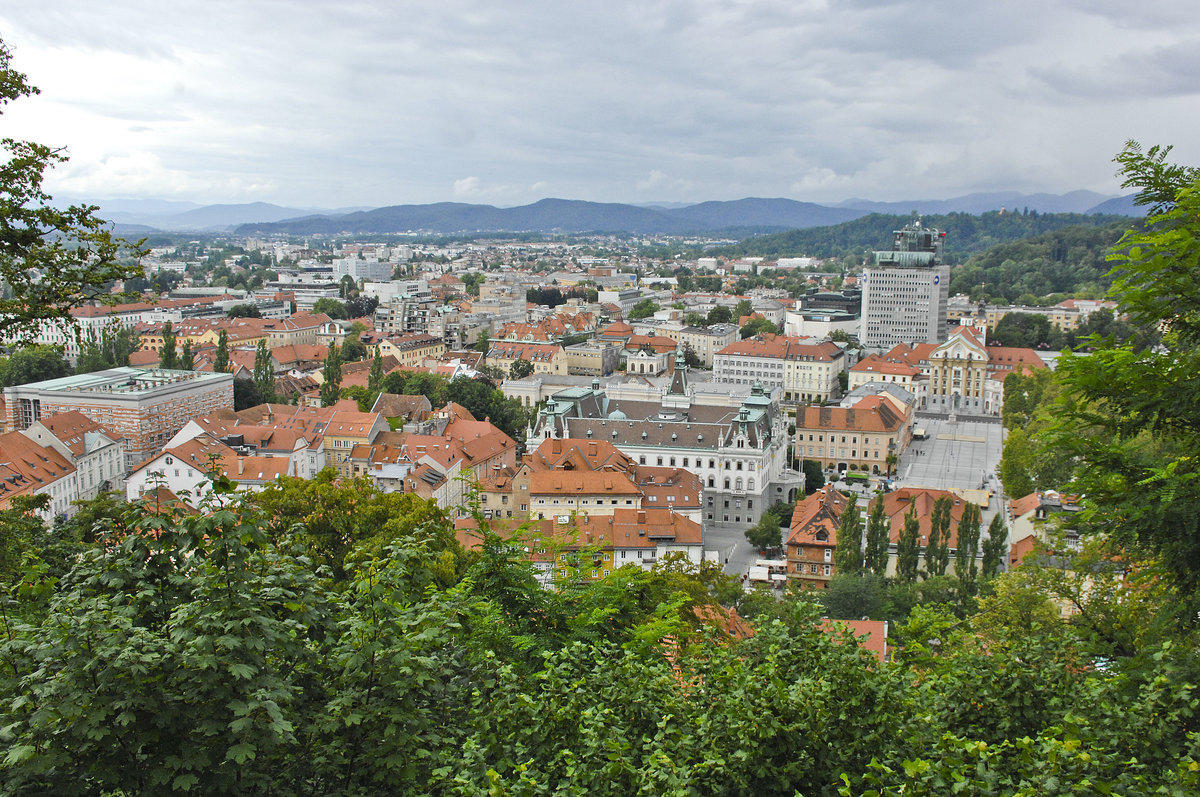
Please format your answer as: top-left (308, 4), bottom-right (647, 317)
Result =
top-left (898, 415), bottom-right (1004, 493)
top-left (895, 414), bottom-right (1007, 525)
top-left (708, 414), bottom-right (1009, 580)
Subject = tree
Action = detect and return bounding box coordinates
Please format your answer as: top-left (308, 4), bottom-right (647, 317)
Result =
top-left (684, 311), bottom-right (705, 327)
top-left (999, 427), bottom-right (1035, 499)
top-left (0, 42), bottom-right (145, 341)
top-left (1037, 143), bottom-right (1200, 602)
top-left (744, 514), bottom-right (782, 552)
top-left (345, 294), bottom-right (378, 319)
top-left (509, 358), bottom-right (534, 380)
top-left (368, 347), bottom-right (384, 394)
top-left (981, 513), bottom-right (1008, 579)
top-left (821, 573), bottom-right (885, 620)
top-left (232, 376), bottom-right (263, 411)
top-left (76, 324), bottom-right (139, 374)
top-left (253, 339), bottom-right (275, 404)
top-left (834, 494), bottom-right (863, 576)
top-left (0, 345), bottom-right (70, 386)
top-left (739, 317), bottom-right (779, 338)
top-left (924, 496), bottom-right (952, 577)
top-left (628, 299), bottom-right (659, 320)
top-left (179, 339), bottom-right (195, 370)
top-left (863, 498), bottom-right (890, 576)
top-left (896, 506), bottom-right (921, 583)
top-left (734, 299), bottom-right (753, 320)
top-left (213, 329), bottom-right (230, 373)
top-left (341, 322), bottom-right (368, 362)
top-left (226, 303), bottom-right (262, 318)
top-left (955, 502), bottom-right (982, 593)
top-left (312, 297), bottom-right (349, 320)
top-left (1113, 140), bottom-right (1200, 215)
top-left (801, 460), bottom-right (825, 494)
top-left (159, 321), bottom-right (177, 369)
top-left (474, 329), bottom-right (491, 353)
top-left (320, 344), bottom-right (343, 407)
top-left (706, 305), bottom-right (732, 325)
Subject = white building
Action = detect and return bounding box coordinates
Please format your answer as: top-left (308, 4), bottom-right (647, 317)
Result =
top-left (19, 411), bottom-right (126, 502)
top-left (713, 335), bottom-right (845, 404)
top-left (859, 219), bottom-right (949, 351)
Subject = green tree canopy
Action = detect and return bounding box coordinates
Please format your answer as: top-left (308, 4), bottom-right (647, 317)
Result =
top-left (0, 345), bottom-right (70, 386)
top-left (312, 297), bottom-right (349, 320)
top-left (627, 298), bottom-right (660, 320)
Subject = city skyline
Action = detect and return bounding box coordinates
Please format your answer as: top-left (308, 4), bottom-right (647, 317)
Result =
top-left (2, 1), bottom-right (1197, 208)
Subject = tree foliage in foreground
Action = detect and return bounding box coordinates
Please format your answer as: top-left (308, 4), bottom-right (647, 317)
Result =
top-left (1, 480), bottom-right (1198, 796)
top-left (1040, 142), bottom-right (1200, 607)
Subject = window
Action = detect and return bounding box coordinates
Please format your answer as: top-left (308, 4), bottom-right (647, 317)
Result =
top-left (823, 564), bottom-right (831, 576)
top-left (824, 548), bottom-right (832, 562)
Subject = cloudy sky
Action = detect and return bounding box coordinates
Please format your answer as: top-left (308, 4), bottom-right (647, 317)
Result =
top-left (2, 1), bottom-right (1198, 209)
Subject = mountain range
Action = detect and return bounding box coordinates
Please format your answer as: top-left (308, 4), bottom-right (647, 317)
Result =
top-left (72, 191), bottom-right (1141, 237)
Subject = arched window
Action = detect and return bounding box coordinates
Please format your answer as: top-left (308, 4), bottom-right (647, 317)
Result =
top-left (748, 478), bottom-right (755, 491)
top-left (735, 477), bottom-right (743, 491)
top-left (723, 478), bottom-right (730, 490)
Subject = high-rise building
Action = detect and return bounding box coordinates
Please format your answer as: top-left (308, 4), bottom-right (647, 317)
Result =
top-left (858, 219), bottom-right (949, 350)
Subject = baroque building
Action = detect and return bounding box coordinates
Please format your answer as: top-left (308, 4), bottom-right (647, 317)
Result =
top-left (526, 356), bottom-right (802, 530)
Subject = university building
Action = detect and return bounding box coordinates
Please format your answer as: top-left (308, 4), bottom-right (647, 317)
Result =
top-left (3, 368), bottom-right (234, 471)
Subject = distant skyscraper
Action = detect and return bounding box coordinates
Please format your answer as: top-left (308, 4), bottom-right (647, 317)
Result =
top-left (858, 218), bottom-right (949, 350)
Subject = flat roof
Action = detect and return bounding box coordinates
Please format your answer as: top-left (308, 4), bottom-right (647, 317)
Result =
top-left (6, 367), bottom-right (231, 396)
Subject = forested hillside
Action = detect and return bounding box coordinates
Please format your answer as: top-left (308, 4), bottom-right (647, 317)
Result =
top-left (949, 219), bottom-right (1130, 302)
top-left (722, 210), bottom-right (1128, 262)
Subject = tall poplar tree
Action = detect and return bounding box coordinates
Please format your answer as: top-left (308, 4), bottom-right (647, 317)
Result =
top-left (368, 347), bottom-right (384, 394)
top-left (179, 339), bottom-right (195, 370)
top-left (214, 329), bottom-right (230, 373)
top-left (924, 496), bottom-right (952, 577)
top-left (896, 507), bottom-right (921, 583)
top-left (159, 321), bottom-right (177, 369)
top-left (981, 513), bottom-right (1008, 579)
top-left (253, 339), bottom-right (275, 403)
top-left (955, 502), bottom-right (982, 593)
top-left (863, 498), bottom-right (891, 577)
top-left (833, 493), bottom-right (863, 576)
top-left (320, 344), bottom-right (343, 407)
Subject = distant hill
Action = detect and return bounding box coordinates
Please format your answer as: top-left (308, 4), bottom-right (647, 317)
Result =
top-left (717, 211), bottom-right (1136, 262)
top-left (236, 197), bottom-right (874, 236)
top-left (69, 190), bottom-right (1141, 237)
top-left (103, 202), bottom-right (321, 230)
top-left (949, 219), bottom-right (1132, 302)
top-left (837, 190), bottom-right (1117, 216)
top-left (1086, 194), bottom-right (1145, 216)
top-left (662, 198), bottom-right (864, 229)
